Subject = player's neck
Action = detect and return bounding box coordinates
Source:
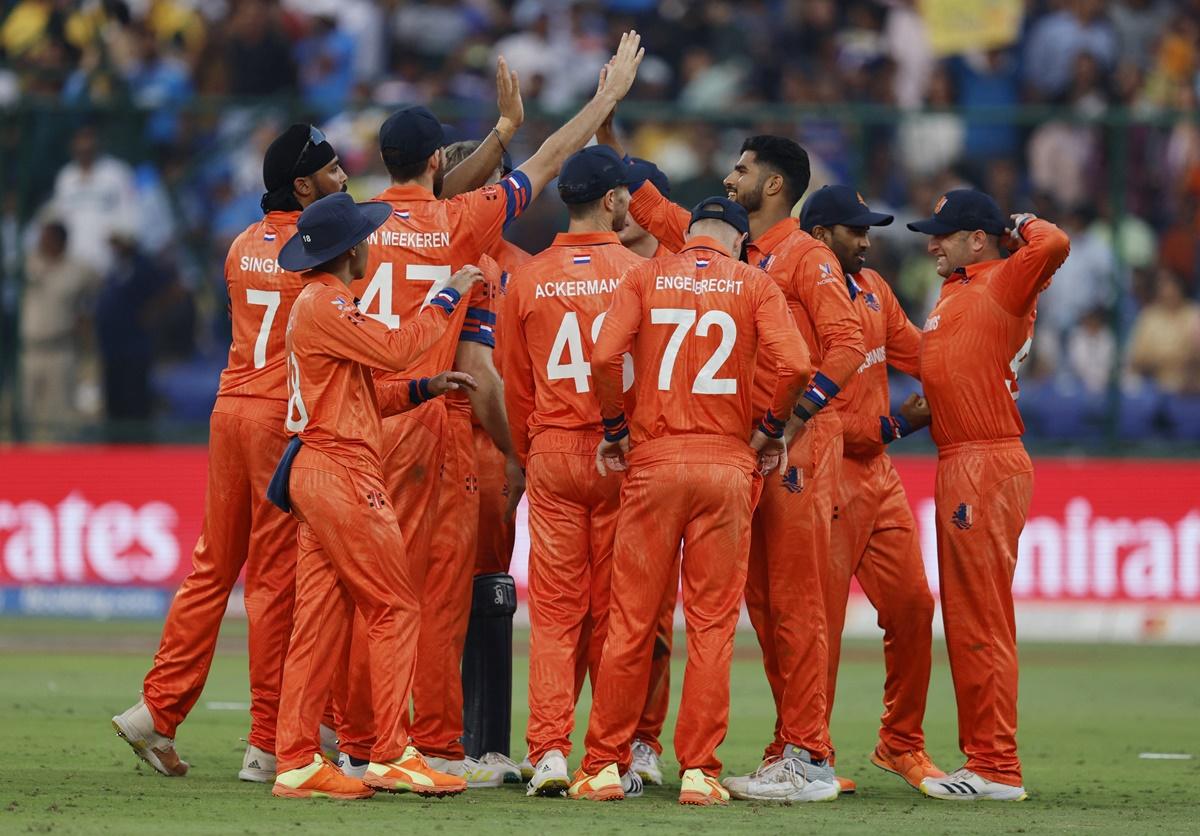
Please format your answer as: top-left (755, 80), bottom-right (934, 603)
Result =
top-left (392, 174), bottom-right (434, 192)
top-left (749, 205), bottom-right (790, 242)
top-left (567, 216), bottom-right (614, 236)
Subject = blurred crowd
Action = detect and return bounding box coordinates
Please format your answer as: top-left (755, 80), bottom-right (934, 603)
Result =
top-left (3, 0), bottom-right (1200, 442)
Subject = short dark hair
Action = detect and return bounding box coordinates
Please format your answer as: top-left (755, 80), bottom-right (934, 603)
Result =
top-left (740, 135), bottom-right (810, 207)
top-left (382, 147), bottom-right (432, 183)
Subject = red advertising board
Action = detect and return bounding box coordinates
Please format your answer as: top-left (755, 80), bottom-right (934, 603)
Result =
top-left (1, 447), bottom-right (1197, 604)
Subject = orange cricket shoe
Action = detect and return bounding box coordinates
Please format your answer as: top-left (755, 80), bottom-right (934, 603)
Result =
top-left (362, 746), bottom-right (467, 797)
top-left (568, 763), bottom-right (625, 801)
top-left (679, 769), bottom-right (730, 806)
top-left (837, 776), bottom-right (857, 794)
top-left (272, 754), bottom-right (375, 799)
top-left (870, 745), bottom-right (946, 790)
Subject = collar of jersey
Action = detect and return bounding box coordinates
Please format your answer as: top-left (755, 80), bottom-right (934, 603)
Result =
top-left (679, 236), bottom-right (730, 257)
top-left (551, 231), bottom-right (622, 247)
top-left (376, 183), bottom-right (436, 202)
top-left (746, 215), bottom-right (800, 260)
top-left (306, 271), bottom-right (345, 290)
top-left (265, 210), bottom-right (301, 226)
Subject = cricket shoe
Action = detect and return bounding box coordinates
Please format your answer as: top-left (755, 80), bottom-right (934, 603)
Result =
top-left (479, 752), bottom-right (525, 784)
top-left (920, 768), bottom-right (1027, 801)
top-left (238, 743), bottom-right (276, 783)
top-left (836, 776), bottom-right (857, 794)
top-left (518, 755), bottom-right (535, 781)
top-left (111, 700), bottom-right (189, 777)
top-left (679, 769), bottom-right (729, 806)
top-left (722, 746), bottom-right (839, 803)
top-left (363, 746), bottom-right (467, 796)
top-left (527, 749), bottom-right (570, 797)
top-left (630, 739), bottom-right (664, 785)
top-left (622, 769), bottom-right (644, 799)
top-left (337, 752), bottom-right (369, 779)
top-left (568, 763), bottom-right (625, 802)
top-left (272, 754), bottom-right (374, 800)
top-left (425, 754), bottom-right (515, 788)
top-left (870, 745), bottom-right (946, 790)
top-left (319, 724), bottom-right (339, 759)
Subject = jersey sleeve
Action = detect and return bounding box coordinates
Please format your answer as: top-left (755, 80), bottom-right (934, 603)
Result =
top-left (988, 218), bottom-right (1071, 318)
top-left (591, 267), bottom-right (644, 435)
top-left (881, 279), bottom-right (922, 379)
top-left (498, 278), bottom-right (536, 466)
top-left (312, 288), bottom-right (454, 372)
top-left (839, 410), bottom-right (887, 455)
top-left (795, 251), bottom-right (866, 413)
top-left (627, 182), bottom-right (690, 254)
top-left (458, 170), bottom-right (534, 258)
top-left (460, 256), bottom-right (501, 349)
top-left (753, 277), bottom-right (813, 428)
top-left (374, 376), bottom-right (429, 417)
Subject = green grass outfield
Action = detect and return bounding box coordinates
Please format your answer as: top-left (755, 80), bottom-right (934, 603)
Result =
top-left (1, 617), bottom-right (1197, 835)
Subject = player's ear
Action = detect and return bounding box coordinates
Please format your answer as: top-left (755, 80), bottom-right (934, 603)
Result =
top-left (604, 188), bottom-right (616, 212)
top-left (292, 175), bottom-right (311, 200)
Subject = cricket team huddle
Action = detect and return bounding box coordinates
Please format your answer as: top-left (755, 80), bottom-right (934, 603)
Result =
top-left (111, 31), bottom-right (1069, 807)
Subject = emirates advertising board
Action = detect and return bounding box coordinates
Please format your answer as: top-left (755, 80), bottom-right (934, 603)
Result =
top-left (1, 447), bottom-right (1197, 640)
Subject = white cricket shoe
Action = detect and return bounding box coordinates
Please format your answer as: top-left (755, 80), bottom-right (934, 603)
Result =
top-left (920, 768), bottom-right (1028, 801)
top-left (238, 743), bottom-right (276, 783)
top-left (111, 700), bottom-right (189, 777)
top-left (478, 752), bottom-right (524, 784)
top-left (337, 751), bottom-right (368, 779)
top-left (621, 768), bottom-right (644, 799)
top-left (319, 724), bottom-right (339, 759)
top-left (630, 739), bottom-right (664, 785)
top-left (722, 746), bottom-right (839, 803)
top-left (518, 755), bottom-right (535, 781)
top-left (425, 755), bottom-right (505, 788)
top-left (526, 749), bottom-right (570, 797)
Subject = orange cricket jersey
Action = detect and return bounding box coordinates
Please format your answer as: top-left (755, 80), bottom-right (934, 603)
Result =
top-left (833, 268), bottom-right (923, 459)
top-left (350, 174), bottom-right (532, 380)
top-left (628, 185), bottom-right (864, 417)
top-left (919, 218), bottom-right (1070, 447)
top-left (591, 237), bottom-right (812, 444)
top-left (284, 273), bottom-right (455, 473)
top-left (499, 230), bottom-right (645, 463)
top-left (217, 211), bottom-right (304, 407)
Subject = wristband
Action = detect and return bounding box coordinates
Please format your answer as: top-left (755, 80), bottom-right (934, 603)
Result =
top-left (429, 286), bottom-right (461, 315)
top-left (491, 127), bottom-right (508, 156)
top-left (801, 371), bottom-right (841, 413)
top-left (879, 412), bottom-right (914, 444)
top-left (758, 409), bottom-right (786, 439)
top-left (601, 413), bottom-right (629, 443)
top-left (408, 377), bottom-right (435, 405)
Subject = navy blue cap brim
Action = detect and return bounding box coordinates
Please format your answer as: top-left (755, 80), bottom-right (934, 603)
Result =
top-left (906, 216), bottom-right (961, 235)
top-left (278, 201), bottom-right (392, 272)
top-left (843, 210), bottom-right (894, 227)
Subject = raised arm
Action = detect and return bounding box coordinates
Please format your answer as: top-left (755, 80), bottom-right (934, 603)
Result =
top-left (991, 215), bottom-right (1071, 318)
top-left (441, 56), bottom-right (524, 198)
top-left (515, 31), bottom-right (645, 198)
top-left (626, 180), bottom-right (690, 253)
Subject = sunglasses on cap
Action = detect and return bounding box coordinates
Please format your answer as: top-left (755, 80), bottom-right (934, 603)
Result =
top-left (289, 125), bottom-right (327, 180)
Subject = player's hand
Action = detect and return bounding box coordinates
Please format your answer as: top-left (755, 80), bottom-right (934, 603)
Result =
top-left (750, 429), bottom-right (788, 476)
top-left (899, 393), bottom-right (931, 431)
top-left (1004, 213), bottom-right (1036, 250)
top-left (596, 435), bottom-right (630, 476)
top-left (503, 455), bottom-right (525, 520)
top-left (597, 30), bottom-right (644, 103)
top-left (495, 55), bottom-right (523, 132)
top-left (426, 371), bottom-right (478, 397)
top-left (596, 102), bottom-right (623, 155)
top-left (446, 265), bottom-right (485, 296)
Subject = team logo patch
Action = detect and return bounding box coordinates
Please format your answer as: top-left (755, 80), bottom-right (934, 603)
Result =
top-left (465, 473), bottom-right (479, 494)
top-left (695, 258), bottom-right (710, 268)
top-left (864, 291), bottom-right (881, 312)
top-left (757, 254), bottom-right (775, 271)
top-left (394, 210), bottom-right (410, 220)
top-left (782, 466), bottom-right (804, 494)
top-left (952, 502), bottom-right (973, 530)
top-left (366, 489), bottom-right (387, 510)
top-left (573, 255), bottom-right (591, 265)
top-left (934, 195), bottom-right (948, 214)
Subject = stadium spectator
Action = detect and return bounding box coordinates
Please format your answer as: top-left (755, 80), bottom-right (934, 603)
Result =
top-left (1067, 307), bottom-right (1118, 394)
top-left (224, 0), bottom-right (296, 97)
top-left (1039, 205), bottom-right (1118, 341)
top-left (294, 14), bottom-right (355, 119)
top-left (952, 48), bottom-right (1021, 164)
top-left (19, 219), bottom-right (97, 439)
top-left (897, 64), bottom-right (963, 178)
top-left (1127, 269), bottom-right (1200, 393)
top-left (1022, 0), bottom-right (1118, 101)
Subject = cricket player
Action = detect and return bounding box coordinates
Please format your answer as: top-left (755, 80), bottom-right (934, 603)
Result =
top-left (499, 145), bottom-right (645, 796)
top-left (112, 124), bottom-right (347, 782)
top-left (336, 32), bottom-right (647, 787)
top-left (798, 186), bottom-right (945, 794)
top-left (622, 138), bottom-right (865, 802)
top-left (268, 192), bottom-right (484, 800)
top-left (570, 197), bottom-right (812, 806)
top-left (907, 190), bottom-right (1069, 801)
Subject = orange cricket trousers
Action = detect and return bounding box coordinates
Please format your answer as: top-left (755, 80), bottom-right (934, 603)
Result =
top-left (142, 403), bottom-right (296, 752)
top-left (525, 429), bottom-right (621, 763)
top-left (632, 568), bottom-right (677, 755)
top-left (826, 452), bottom-right (934, 755)
top-left (474, 423), bottom-right (516, 575)
top-left (935, 439), bottom-right (1032, 786)
top-left (275, 448), bottom-right (420, 772)
top-left (410, 403), bottom-right (481, 759)
top-left (333, 401), bottom-right (447, 760)
top-left (745, 412), bottom-right (841, 761)
top-left (582, 436), bottom-right (760, 778)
